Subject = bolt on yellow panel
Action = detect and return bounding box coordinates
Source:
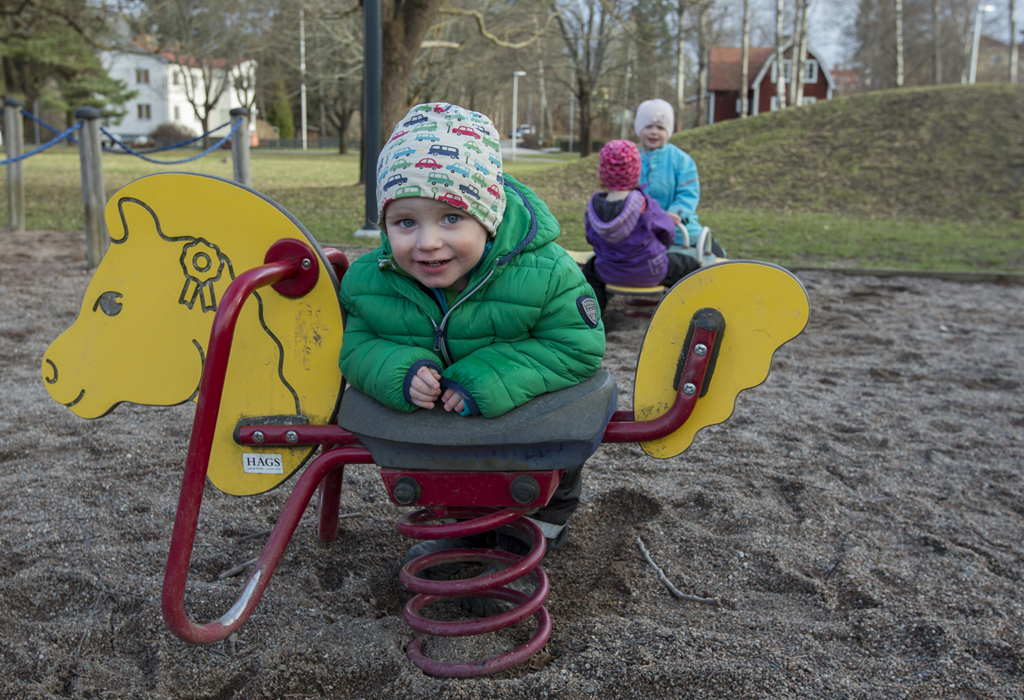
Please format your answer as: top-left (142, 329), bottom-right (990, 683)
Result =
top-left (42, 173), bottom-right (344, 495)
top-left (634, 261), bottom-right (809, 458)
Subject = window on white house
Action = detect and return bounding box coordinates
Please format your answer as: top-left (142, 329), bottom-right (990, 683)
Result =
top-left (771, 96), bottom-right (780, 111)
top-left (173, 72), bottom-right (181, 86)
top-left (174, 106), bottom-right (181, 121)
top-left (805, 59), bottom-right (819, 82)
top-left (137, 104), bottom-right (152, 119)
top-left (136, 69), bottom-right (150, 84)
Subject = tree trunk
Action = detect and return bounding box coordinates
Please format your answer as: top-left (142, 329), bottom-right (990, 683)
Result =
top-left (894, 0), bottom-right (905, 87)
top-left (379, 0), bottom-right (443, 143)
top-left (740, 0), bottom-right (750, 118)
top-left (933, 0), bottom-right (942, 83)
top-left (795, 0), bottom-right (810, 105)
top-left (676, 1), bottom-right (686, 131)
top-left (578, 72), bottom-right (593, 157)
top-left (789, 0), bottom-right (802, 107)
top-left (1011, 0), bottom-right (1019, 83)
top-left (695, 3), bottom-right (709, 126)
top-left (775, 0), bottom-right (787, 110)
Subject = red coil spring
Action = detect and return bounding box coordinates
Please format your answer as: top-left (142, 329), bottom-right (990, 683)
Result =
top-left (396, 506), bottom-right (552, 677)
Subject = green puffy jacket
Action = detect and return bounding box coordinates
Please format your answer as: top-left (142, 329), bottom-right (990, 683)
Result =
top-left (338, 175), bottom-right (606, 418)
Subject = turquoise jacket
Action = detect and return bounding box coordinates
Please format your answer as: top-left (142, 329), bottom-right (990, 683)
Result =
top-left (640, 143), bottom-right (702, 246)
top-left (338, 175), bottom-right (606, 418)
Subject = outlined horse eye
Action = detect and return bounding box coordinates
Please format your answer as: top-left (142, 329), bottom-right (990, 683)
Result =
top-left (92, 291), bottom-right (123, 317)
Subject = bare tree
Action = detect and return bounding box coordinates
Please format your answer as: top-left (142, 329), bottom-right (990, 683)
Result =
top-left (694, 0), bottom-right (712, 126)
top-left (1011, 0), bottom-right (1019, 83)
top-left (795, 0), bottom-right (811, 104)
top-left (933, 0), bottom-right (942, 83)
top-left (676, 0), bottom-right (687, 130)
top-left (740, 0), bottom-right (750, 118)
top-left (789, 0), bottom-right (803, 106)
top-left (894, 0), bottom-right (904, 87)
top-left (550, 0), bottom-right (627, 156)
top-left (775, 0), bottom-right (787, 109)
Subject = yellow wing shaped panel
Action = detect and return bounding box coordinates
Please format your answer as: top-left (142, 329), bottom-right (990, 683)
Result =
top-left (633, 261), bottom-right (809, 459)
top-left (41, 173), bottom-right (344, 495)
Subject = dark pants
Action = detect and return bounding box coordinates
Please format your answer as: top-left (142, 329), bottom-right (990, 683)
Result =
top-left (499, 464), bottom-right (583, 553)
top-left (582, 253), bottom-right (701, 312)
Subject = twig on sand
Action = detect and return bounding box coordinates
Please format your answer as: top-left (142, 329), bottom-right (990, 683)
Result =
top-left (235, 512), bottom-right (362, 542)
top-left (218, 557), bottom-right (259, 580)
top-left (637, 536), bottom-right (720, 606)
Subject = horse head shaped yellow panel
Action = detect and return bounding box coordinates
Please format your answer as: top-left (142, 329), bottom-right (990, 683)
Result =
top-left (42, 173), bottom-right (344, 495)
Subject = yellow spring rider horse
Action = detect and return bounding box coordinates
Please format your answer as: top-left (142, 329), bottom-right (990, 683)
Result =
top-left (42, 173), bottom-right (809, 678)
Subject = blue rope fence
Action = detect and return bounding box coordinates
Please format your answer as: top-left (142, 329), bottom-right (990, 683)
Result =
top-left (0, 121), bottom-right (82, 166)
top-left (100, 118), bottom-right (241, 164)
top-left (21, 109), bottom-right (78, 144)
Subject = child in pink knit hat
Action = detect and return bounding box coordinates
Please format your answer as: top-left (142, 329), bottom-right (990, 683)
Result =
top-left (579, 139), bottom-right (700, 312)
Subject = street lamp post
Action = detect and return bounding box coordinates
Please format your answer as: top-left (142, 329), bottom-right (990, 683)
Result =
top-left (970, 3), bottom-right (997, 84)
top-left (511, 70), bottom-right (526, 162)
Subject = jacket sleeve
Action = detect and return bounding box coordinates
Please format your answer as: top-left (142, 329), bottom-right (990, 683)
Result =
top-left (666, 146), bottom-right (701, 221)
top-left (648, 197), bottom-right (677, 248)
top-left (441, 254), bottom-right (606, 418)
top-left (338, 282), bottom-right (443, 413)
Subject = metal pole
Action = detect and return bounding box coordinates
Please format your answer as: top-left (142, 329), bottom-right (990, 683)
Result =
top-left (354, 0), bottom-right (382, 238)
top-left (230, 108), bottom-right (252, 188)
top-left (74, 106), bottom-right (108, 268)
top-left (568, 70), bottom-right (574, 154)
top-left (300, 9), bottom-right (308, 151)
top-left (4, 98), bottom-right (25, 231)
top-left (512, 71), bottom-right (525, 162)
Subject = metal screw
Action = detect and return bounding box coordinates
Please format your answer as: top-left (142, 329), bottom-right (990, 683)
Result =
top-left (510, 475), bottom-right (541, 505)
top-left (694, 344), bottom-right (708, 357)
top-left (393, 477), bottom-right (421, 506)
top-left (682, 383), bottom-right (696, 395)
top-left (252, 431), bottom-right (265, 444)
top-left (285, 430), bottom-right (298, 443)
top-left (301, 258), bottom-right (312, 269)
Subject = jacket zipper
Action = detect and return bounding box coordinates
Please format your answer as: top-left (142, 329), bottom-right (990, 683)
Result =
top-left (429, 270), bottom-right (494, 365)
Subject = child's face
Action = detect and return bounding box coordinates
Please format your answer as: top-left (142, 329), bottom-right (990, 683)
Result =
top-left (639, 124), bottom-right (669, 151)
top-left (384, 197), bottom-right (488, 292)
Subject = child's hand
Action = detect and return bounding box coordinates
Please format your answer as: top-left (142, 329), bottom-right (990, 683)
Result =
top-left (409, 366), bottom-right (442, 409)
top-left (667, 211), bottom-right (683, 226)
top-left (440, 387), bottom-right (466, 414)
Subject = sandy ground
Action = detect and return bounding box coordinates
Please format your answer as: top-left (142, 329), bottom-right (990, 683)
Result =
top-left (1, 228), bottom-right (1023, 700)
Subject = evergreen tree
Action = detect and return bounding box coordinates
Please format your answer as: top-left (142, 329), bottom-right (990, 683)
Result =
top-left (266, 80), bottom-right (295, 140)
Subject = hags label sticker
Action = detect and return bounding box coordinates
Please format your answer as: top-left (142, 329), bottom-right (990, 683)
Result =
top-left (242, 453), bottom-right (285, 474)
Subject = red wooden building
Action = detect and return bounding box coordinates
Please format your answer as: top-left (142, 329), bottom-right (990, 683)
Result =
top-left (707, 42), bottom-right (835, 124)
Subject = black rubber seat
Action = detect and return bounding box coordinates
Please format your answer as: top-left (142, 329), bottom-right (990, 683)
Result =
top-left (337, 370), bottom-right (617, 471)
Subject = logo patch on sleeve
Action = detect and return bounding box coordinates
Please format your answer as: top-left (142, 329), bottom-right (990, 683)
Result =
top-left (576, 296), bottom-right (600, 328)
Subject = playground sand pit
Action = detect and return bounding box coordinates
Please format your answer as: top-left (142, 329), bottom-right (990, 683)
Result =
top-left (1, 227), bottom-right (1023, 699)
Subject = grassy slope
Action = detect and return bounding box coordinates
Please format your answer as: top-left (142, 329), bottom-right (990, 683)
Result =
top-left (528, 83), bottom-right (1024, 271)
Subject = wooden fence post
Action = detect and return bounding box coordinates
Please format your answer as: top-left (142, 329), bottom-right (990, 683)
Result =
top-left (230, 108), bottom-right (252, 188)
top-left (4, 98), bottom-right (26, 231)
top-left (74, 107), bottom-right (108, 268)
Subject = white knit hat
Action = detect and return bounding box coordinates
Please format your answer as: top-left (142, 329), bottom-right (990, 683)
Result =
top-left (376, 103), bottom-right (506, 234)
top-left (634, 98), bottom-right (675, 137)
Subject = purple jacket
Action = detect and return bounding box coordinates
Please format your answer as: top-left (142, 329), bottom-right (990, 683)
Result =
top-left (585, 190), bottom-right (676, 287)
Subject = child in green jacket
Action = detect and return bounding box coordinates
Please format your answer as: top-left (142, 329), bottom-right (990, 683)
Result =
top-left (338, 103), bottom-right (606, 565)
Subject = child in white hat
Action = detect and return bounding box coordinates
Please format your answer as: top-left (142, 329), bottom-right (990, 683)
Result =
top-left (634, 98), bottom-right (704, 249)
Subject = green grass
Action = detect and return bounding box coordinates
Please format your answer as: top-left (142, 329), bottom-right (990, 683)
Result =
top-left (5, 86), bottom-right (1023, 272)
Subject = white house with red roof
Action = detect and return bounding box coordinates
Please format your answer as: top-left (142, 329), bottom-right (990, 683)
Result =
top-left (101, 43), bottom-right (256, 142)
